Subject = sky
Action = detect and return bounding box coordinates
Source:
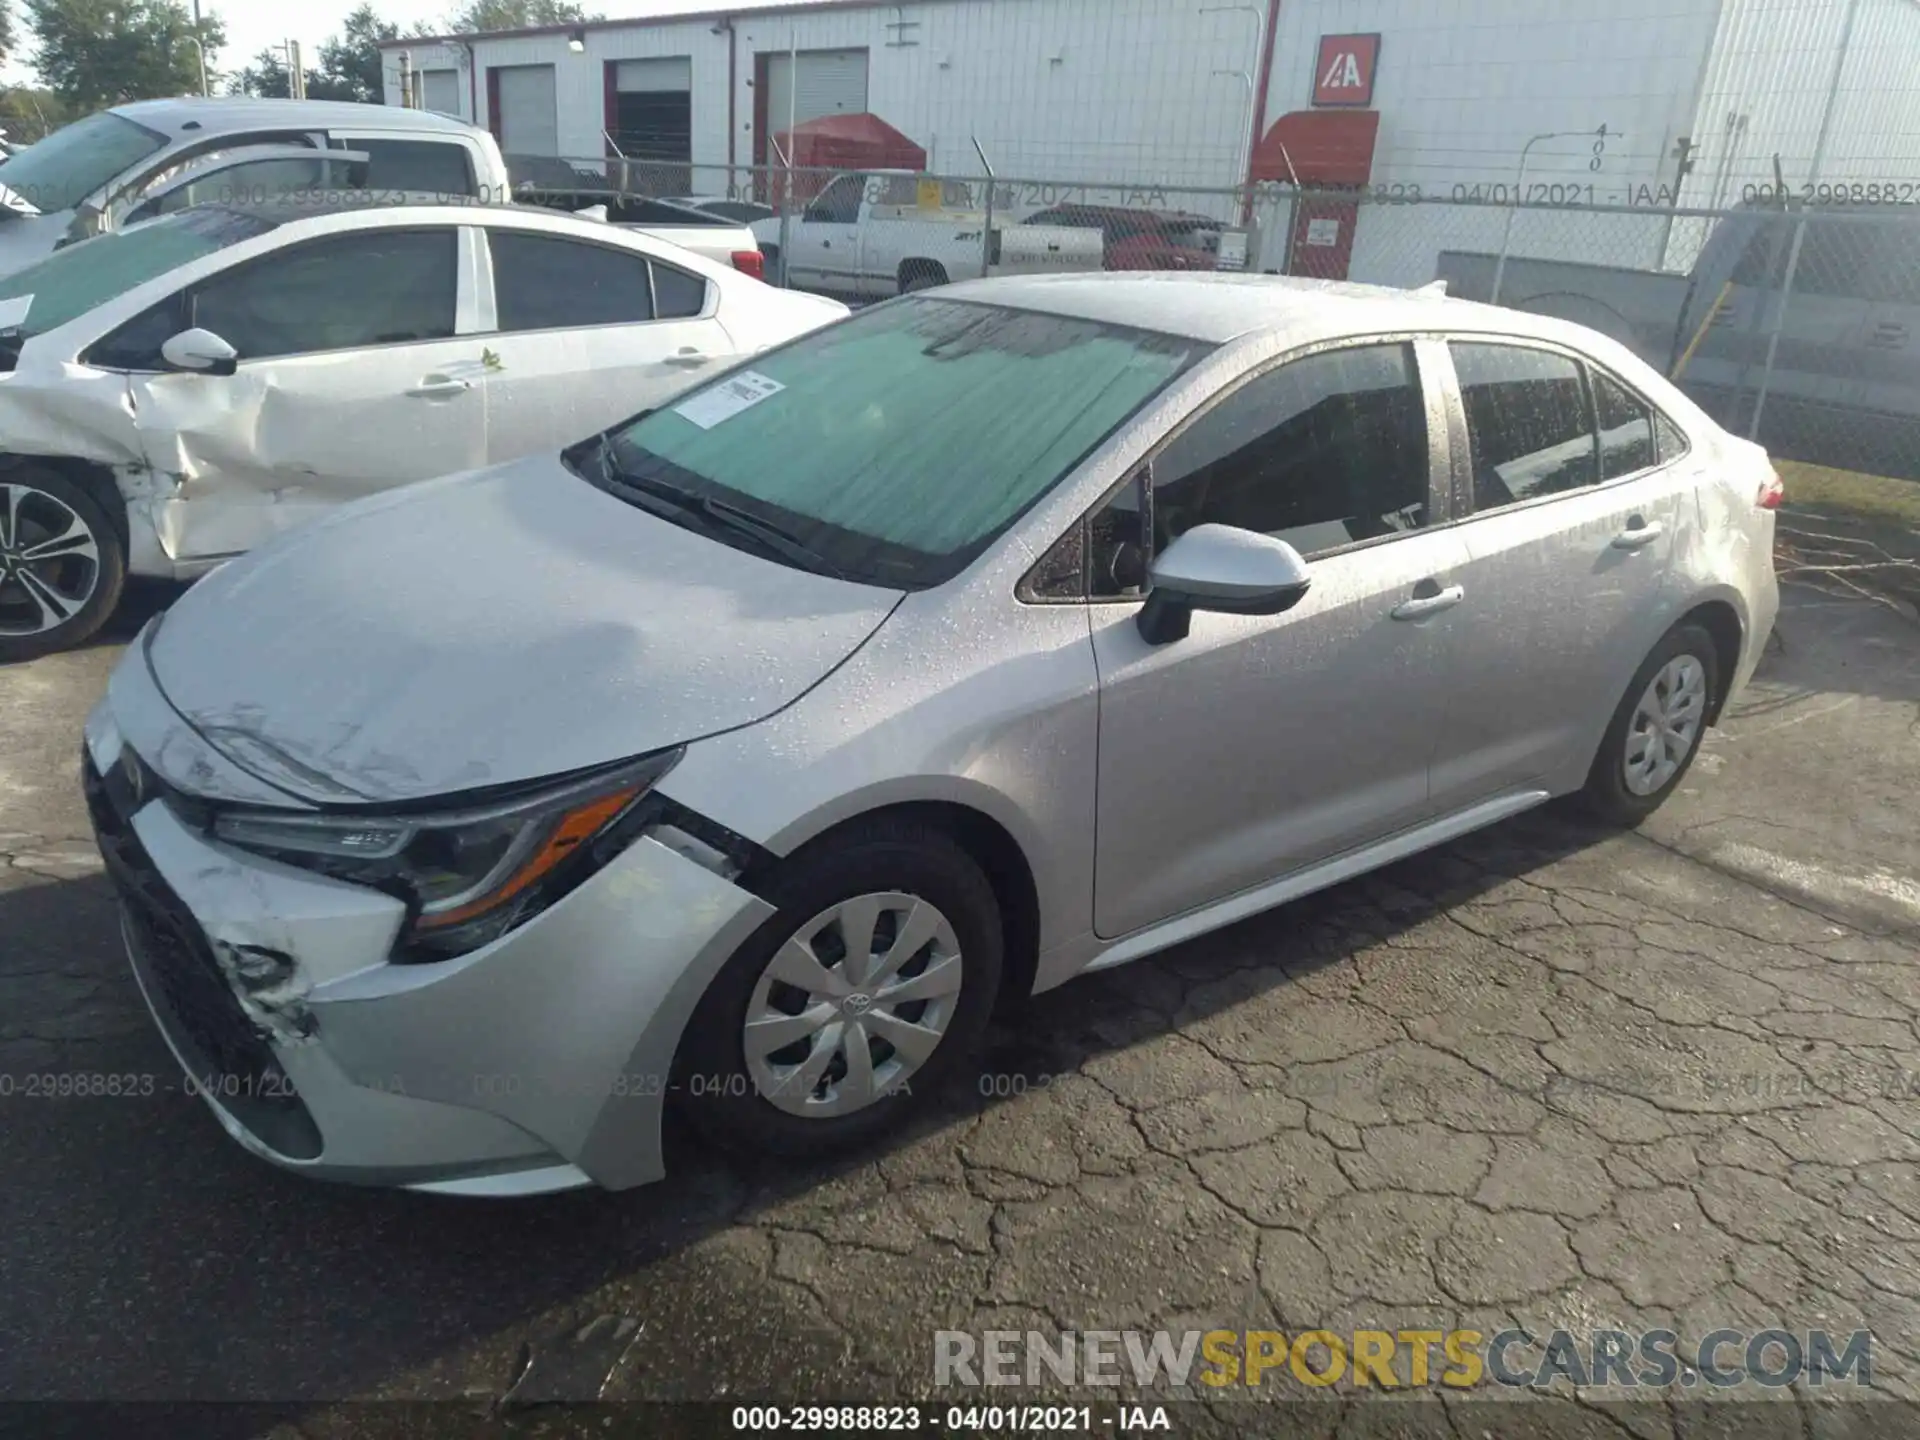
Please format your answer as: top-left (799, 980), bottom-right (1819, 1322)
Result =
top-left (5, 0), bottom-right (813, 89)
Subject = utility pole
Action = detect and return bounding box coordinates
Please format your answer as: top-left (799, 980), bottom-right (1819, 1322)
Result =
top-left (189, 0), bottom-right (209, 95)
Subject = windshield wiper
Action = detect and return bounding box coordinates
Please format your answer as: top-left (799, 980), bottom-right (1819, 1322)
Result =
top-left (592, 439), bottom-right (854, 582)
top-left (689, 493), bottom-right (855, 583)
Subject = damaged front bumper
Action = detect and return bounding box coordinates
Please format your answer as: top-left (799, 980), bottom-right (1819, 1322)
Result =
top-left (83, 664), bottom-right (776, 1195)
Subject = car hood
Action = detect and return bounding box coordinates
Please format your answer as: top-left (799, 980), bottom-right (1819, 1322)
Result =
top-left (0, 212), bottom-right (67, 277)
top-left (145, 454), bottom-right (905, 806)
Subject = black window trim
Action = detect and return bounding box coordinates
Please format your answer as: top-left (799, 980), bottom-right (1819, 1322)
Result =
top-left (80, 291), bottom-right (190, 372)
top-left (1587, 360), bottom-right (1690, 483)
top-left (1017, 330), bottom-right (1456, 606)
top-left (478, 226), bottom-right (715, 337)
top-left (183, 224), bottom-right (463, 365)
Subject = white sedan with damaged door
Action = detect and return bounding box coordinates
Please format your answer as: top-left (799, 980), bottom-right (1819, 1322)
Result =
top-left (0, 198), bottom-right (848, 660)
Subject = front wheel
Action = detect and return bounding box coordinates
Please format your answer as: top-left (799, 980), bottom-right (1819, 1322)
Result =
top-left (1580, 622), bottom-right (1720, 825)
top-left (675, 819), bottom-right (1003, 1160)
top-left (0, 467), bottom-right (126, 663)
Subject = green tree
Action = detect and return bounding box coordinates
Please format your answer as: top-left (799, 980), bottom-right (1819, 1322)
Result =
top-left (444, 0), bottom-right (594, 34)
top-left (26, 0), bottom-right (225, 111)
top-left (0, 2), bottom-right (16, 65)
top-left (228, 46), bottom-right (295, 99)
top-left (313, 3), bottom-right (397, 103)
top-left (0, 86), bottom-right (72, 141)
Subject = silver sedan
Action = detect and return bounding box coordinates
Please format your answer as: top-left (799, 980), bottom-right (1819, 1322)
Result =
top-left (85, 272), bottom-right (1780, 1193)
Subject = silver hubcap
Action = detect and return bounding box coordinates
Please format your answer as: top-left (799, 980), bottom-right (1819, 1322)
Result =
top-left (0, 483), bottom-right (101, 638)
top-left (1623, 654), bottom-right (1708, 796)
top-left (743, 891), bottom-right (963, 1119)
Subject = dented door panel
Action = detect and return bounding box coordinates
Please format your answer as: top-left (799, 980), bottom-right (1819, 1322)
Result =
top-left (123, 342), bottom-right (491, 565)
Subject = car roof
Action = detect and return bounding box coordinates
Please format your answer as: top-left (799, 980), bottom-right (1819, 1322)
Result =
top-left (932, 271), bottom-right (1522, 343)
top-left (186, 196), bottom-right (744, 266)
top-left (110, 97), bottom-right (480, 139)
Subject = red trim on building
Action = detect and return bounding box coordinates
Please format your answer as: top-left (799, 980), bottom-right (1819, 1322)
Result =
top-left (726, 20), bottom-right (738, 174)
top-left (484, 65), bottom-right (502, 142)
top-left (1241, 0), bottom-right (1285, 221)
top-left (603, 59), bottom-right (619, 156)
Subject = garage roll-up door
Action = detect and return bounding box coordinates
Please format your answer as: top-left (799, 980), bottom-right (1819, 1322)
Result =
top-left (420, 68), bottom-right (461, 117)
top-left (764, 50), bottom-right (868, 137)
top-left (615, 57), bottom-right (691, 92)
top-left (493, 64), bottom-right (558, 156)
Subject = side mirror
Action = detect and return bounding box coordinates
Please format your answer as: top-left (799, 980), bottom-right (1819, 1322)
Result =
top-left (160, 328), bottom-right (239, 377)
top-left (1136, 523), bottom-right (1311, 646)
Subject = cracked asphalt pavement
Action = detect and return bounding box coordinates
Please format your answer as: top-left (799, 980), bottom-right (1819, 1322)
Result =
top-left (1, 580), bottom-right (1917, 1435)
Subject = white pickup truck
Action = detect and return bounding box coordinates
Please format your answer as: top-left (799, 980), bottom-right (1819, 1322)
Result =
top-left (754, 170), bottom-right (1104, 298)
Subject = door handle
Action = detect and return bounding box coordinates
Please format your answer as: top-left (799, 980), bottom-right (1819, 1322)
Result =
top-left (664, 349), bottom-right (710, 368)
top-left (406, 376), bottom-right (470, 398)
top-left (1612, 519), bottom-right (1665, 550)
top-left (1391, 583), bottom-right (1465, 621)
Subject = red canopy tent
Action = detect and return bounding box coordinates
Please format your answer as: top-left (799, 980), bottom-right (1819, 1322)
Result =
top-left (774, 112), bottom-right (928, 172)
top-left (767, 113), bottom-right (928, 204)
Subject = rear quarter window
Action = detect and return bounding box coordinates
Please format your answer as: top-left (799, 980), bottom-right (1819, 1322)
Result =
top-left (352, 139), bottom-right (475, 196)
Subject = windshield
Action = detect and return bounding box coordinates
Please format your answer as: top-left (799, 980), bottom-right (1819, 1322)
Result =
top-left (594, 297), bottom-right (1205, 589)
top-left (0, 111), bottom-right (168, 215)
top-left (0, 207), bottom-right (274, 339)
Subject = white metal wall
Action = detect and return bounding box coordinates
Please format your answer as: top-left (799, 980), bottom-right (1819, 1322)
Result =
top-left (730, 0), bottom-right (1253, 184)
top-left (379, 0), bottom-right (1920, 280)
top-left (1683, 0), bottom-right (1920, 198)
top-left (1261, 0), bottom-right (1724, 284)
top-left (384, 21), bottom-right (735, 169)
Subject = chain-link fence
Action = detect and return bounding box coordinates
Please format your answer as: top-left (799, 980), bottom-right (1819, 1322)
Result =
top-left (504, 153), bottom-right (1920, 484)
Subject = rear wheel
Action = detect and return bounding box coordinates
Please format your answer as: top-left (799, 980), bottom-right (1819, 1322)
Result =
top-left (0, 467), bottom-right (125, 663)
top-left (899, 261), bottom-right (948, 294)
top-left (676, 819), bottom-right (1002, 1159)
top-left (1581, 622), bottom-right (1720, 825)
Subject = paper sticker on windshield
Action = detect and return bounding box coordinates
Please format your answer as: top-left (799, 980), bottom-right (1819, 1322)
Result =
top-left (672, 371), bottom-right (785, 430)
top-left (0, 294), bottom-right (33, 332)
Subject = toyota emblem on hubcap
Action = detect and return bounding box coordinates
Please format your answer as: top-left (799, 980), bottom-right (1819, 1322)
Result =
top-left (843, 992), bottom-right (873, 1015)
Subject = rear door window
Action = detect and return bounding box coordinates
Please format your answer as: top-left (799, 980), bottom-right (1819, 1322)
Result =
top-left (1451, 342), bottom-right (1598, 511)
top-left (349, 138), bottom-right (476, 196)
top-left (489, 230), bottom-right (653, 330)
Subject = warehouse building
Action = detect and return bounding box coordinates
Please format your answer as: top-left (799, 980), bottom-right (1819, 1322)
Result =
top-left (379, 0), bottom-right (1920, 282)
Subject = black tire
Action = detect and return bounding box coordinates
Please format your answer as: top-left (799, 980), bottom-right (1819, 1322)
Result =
top-left (675, 818), bottom-right (1003, 1160)
top-left (0, 465), bottom-right (126, 664)
top-left (1580, 621), bottom-right (1721, 827)
top-left (899, 262), bottom-right (948, 294)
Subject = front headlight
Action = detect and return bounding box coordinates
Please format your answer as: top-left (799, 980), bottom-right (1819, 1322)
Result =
top-left (213, 749), bottom-right (682, 959)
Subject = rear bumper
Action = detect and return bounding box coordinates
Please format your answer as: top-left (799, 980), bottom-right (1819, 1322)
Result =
top-left (85, 700), bottom-right (776, 1194)
top-left (1729, 513), bottom-right (1781, 710)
